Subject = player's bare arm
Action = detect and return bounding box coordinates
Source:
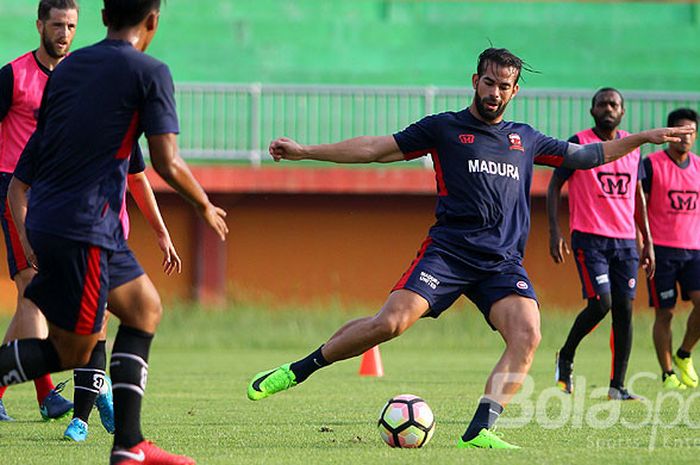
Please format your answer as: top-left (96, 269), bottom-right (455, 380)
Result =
top-left (601, 126), bottom-right (695, 163)
top-left (6, 176), bottom-right (37, 270)
top-left (147, 133), bottom-right (228, 241)
top-left (546, 172), bottom-right (570, 264)
top-left (269, 135), bottom-right (404, 164)
top-left (127, 172), bottom-right (182, 275)
top-left (634, 180), bottom-right (655, 279)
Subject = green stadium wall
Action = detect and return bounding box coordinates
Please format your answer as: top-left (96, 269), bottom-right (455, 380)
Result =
top-left (1, 1), bottom-right (699, 91)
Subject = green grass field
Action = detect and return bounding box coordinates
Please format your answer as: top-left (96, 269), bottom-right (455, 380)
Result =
top-left (0, 303), bottom-right (698, 464)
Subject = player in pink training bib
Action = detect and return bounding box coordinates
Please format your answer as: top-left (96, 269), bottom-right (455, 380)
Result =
top-left (548, 88), bottom-right (654, 400)
top-left (643, 108), bottom-right (700, 390)
top-left (0, 0), bottom-right (79, 422)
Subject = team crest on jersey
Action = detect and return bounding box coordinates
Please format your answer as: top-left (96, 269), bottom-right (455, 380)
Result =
top-left (668, 190), bottom-right (698, 211)
top-left (508, 133), bottom-right (524, 151)
top-left (597, 172), bottom-right (631, 196)
top-left (459, 134), bottom-right (475, 144)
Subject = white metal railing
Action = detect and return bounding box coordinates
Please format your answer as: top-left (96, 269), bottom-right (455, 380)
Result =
top-left (173, 83), bottom-right (700, 164)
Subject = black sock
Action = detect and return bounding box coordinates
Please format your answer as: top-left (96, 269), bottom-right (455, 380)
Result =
top-left (73, 340), bottom-right (107, 423)
top-left (110, 326), bottom-right (153, 449)
top-left (289, 346), bottom-right (330, 383)
top-left (0, 339), bottom-right (61, 387)
top-left (677, 349), bottom-right (691, 360)
top-left (560, 295), bottom-right (611, 361)
top-left (462, 397), bottom-right (504, 442)
top-left (662, 370), bottom-right (675, 381)
top-left (609, 297), bottom-right (633, 389)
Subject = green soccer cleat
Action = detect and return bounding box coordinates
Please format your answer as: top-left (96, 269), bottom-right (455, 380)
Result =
top-left (457, 428), bottom-right (520, 449)
top-left (662, 373), bottom-right (687, 390)
top-left (673, 354), bottom-right (698, 388)
top-left (247, 363), bottom-right (297, 401)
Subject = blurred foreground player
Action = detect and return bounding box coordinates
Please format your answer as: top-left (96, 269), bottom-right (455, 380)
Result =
top-left (2, 1), bottom-right (228, 464)
top-left (549, 88), bottom-right (654, 400)
top-left (60, 149), bottom-right (183, 442)
top-left (0, 0), bottom-right (79, 422)
top-left (249, 48), bottom-right (692, 449)
top-left (643, 108), bottom-right (700, 390)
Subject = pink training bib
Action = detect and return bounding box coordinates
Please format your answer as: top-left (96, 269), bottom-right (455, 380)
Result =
top-left (567, 128), bottom-right (641, 239)
top-left (0, 52), bottom-right (49, 173)
top-left (647, 150), bottom-right (700, 250)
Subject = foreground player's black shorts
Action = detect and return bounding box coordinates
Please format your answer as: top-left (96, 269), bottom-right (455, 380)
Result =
top-left (24, 230), bottom-right (144, 335)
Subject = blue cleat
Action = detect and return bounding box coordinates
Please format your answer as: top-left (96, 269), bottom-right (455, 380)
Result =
top-left (63, 418), bottom-right (88, 442)
top-left (95, 376), bottom-right (114, 434)
top-left (40, 380), bottom-right (73, 421)
top-left (0, 398), bottom-right (14, 421)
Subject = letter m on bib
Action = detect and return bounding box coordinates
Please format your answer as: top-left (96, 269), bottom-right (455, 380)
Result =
top-left (669, 190), bottom-right (698, 211)
top-left (597, 172), bottom-right (631, 195)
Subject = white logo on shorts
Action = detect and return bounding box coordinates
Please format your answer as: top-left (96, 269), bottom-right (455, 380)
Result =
top-left (419, 272), bottom-right (440, 290)
top-left (660, 289), bottom-right (676, 300)
top-left (516, 280), bottom-right (529, 290)
top-left (595, 274), bottom-right (609, 285)
top-left (628, 278), bottom-right (636, 288)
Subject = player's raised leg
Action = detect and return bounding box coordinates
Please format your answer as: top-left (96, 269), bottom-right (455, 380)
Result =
top-left (248, 289), bottom-right (429, 401)
top-left (458, 294), bottom-right (539, 450)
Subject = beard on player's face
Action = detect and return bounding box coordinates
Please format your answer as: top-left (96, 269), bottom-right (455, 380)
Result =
top-left (593, 113), bottom-right (622, 132)
top-left (42, 30), bottom-right (68, 59)
top-left (474, 88), bottom-right (509, 122)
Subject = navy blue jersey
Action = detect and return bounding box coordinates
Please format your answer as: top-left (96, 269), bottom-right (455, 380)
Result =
top-left (393, 108), bottom-right (569, 267)
top-left (13, 39), bottom-right (178, 250)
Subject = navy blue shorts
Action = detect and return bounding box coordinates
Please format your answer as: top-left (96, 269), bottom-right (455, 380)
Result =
top-left (571, 232), bottom-right (639, 300)
top-left (0, 172), bottom-right (29, 279)
top-left (648, 245), bottom-right (700, 309)
top-left (24, 230), bottom-right (144, 335)
top-left (391, 238), bottom-right (538, 330)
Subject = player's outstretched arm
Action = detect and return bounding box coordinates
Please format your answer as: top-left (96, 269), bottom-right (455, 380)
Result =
top-left (147, 133), bottom-right (228, 241)
top-left (601, 126), bottom-right (695, 163)
top-left (562, 126), bottom-right (695, 170)
top-left (269, 135), bottom-right (404, 164)
top-left (127, 172), bottom-right (182, 275)
top-left (6, 177), bottom-right (37, 270)
top-left (546, 172), bottom-right (570, 264)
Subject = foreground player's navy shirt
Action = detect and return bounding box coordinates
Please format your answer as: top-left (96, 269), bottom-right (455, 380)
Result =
top-left (394, 108), bottom-right (569, 269)
top-left (14, 39), bottom-right (179, 251)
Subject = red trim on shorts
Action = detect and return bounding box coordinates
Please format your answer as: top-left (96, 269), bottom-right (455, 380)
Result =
top-left (3, 198), bottom-right (28, 274)
top-left (76, 246), bottom-right (102, 335)
top-left (114, 112), bottom-right (140, 160)
top-left (609, 329), bottom-right (615, 381)
top-left (576, 248), bottom-right (596, 298)
top-left (648, 277), bottom-right (661, 309)
top-left (392, 237), bottom-right (433, 292)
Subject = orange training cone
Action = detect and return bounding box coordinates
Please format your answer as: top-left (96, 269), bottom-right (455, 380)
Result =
top-left (359, 345), bottom-right (384, 377)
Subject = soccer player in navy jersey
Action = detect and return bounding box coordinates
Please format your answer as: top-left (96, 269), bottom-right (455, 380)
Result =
top-left (248, 48), bottom-right (692, 449)
top-left (0, 1), bottom-right (227, 464)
